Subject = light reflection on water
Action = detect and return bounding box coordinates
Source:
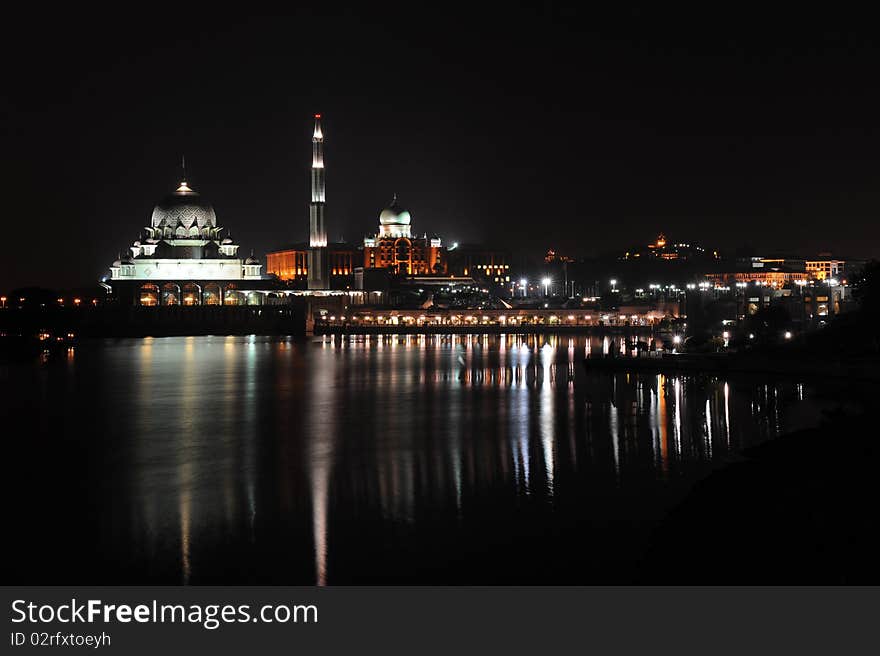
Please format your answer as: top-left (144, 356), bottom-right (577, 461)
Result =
top-left (3, 333), bottom-right (842, 583)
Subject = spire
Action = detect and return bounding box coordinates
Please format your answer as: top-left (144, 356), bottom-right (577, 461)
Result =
top-left (177, 155), bottom-right (192, 193)
top-left (311, 114), bottom-right (324, 169)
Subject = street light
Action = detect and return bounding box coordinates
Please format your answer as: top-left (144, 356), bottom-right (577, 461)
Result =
top-left (542, 277), bottom-right (551, 296)
top-left (520, 278), bottom-right (528, 298)
top-left (610, 279), bottom-right (618, 292)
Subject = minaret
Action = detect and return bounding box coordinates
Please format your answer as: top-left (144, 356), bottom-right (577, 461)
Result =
top-left (308, 114), bottom-right (329, 289)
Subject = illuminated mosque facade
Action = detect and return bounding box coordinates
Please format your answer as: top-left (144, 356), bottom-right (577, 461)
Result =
top-left (104, 163), bottom-right (276, 306)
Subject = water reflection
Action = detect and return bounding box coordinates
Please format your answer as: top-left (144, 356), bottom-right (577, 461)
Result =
top-left (4, 333), bottom-right (843, 584)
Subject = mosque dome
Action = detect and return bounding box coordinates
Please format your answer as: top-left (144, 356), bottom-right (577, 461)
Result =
top-left (379, 194), bottom-right (411, 227)
top-left (150, 181), bottom-right (217, 230)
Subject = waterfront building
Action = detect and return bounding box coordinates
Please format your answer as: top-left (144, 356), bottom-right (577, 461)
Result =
top-left (104, 166), bottom-right (278, 306)
top-left (315, 305), bottom-right (677, 330)
top-left (362, 195), bottom-right (444, 275)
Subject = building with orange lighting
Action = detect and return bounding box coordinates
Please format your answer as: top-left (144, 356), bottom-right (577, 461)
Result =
top-left (266, 242), bottom-right (357, 288)
top-left (362, 195), bottom-right (444, 275)
top-left (805, 257), bottom-right (845, 281)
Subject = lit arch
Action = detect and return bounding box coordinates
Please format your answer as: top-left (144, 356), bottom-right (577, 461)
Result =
top-left (139, 284), bottom-right (159, 306)
top-left (182, 283), bottom-right (201, 306)
top-left (162, 283), bottom-right (181, 306)
top-left (203, 283), bottom-right (222, 305)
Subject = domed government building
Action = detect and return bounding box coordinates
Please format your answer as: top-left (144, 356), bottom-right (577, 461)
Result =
top-left (362, 194), bottom-right (444, 275)
top-left (104, 168), bottom-right (281, 306)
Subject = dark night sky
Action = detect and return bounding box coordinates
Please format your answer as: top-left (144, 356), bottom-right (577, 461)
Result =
top-left (3, 4), bottom-right (880, 289)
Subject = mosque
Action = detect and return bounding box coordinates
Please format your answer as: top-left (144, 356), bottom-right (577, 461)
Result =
top-left (104, 164), bottom-right (278, 306)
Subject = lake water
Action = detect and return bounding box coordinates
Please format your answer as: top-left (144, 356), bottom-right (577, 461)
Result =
top-left (1, 334), bottom-right (856, 584)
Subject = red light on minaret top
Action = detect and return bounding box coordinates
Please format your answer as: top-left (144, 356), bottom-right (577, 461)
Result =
top-left (314, 113), bottom-right (321, 119)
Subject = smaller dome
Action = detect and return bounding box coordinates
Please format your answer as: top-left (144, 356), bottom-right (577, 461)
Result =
top-left (221, 237), bottom-right (233, 244)
top-left (245, 256), bottom-right (260, 265)
top-left (379, 194), bottom-right (411, 226)
top-left (112, 259), bottom-right (122, 267)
